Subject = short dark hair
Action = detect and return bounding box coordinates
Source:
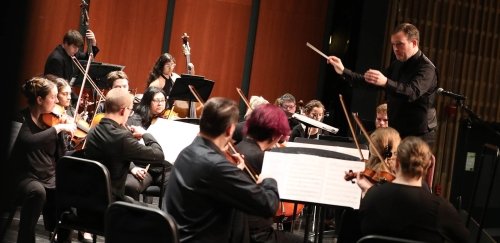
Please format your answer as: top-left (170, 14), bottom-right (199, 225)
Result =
top-left (244, 104), bottom-right (290, 142)
top-left (277, 93), bottom-right (296, 106)
top-left (63, 29), bottom-right (84, 47)
top-left (106, 71), bottom-right (129, 88)
top-left (392, 23), bottom-right (420, 43)
top-left (200, 97), bottom-right (239, 138)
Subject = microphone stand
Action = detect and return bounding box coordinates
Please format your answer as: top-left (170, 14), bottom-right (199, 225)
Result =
top-left (456, 98), bottom-right (500, 242)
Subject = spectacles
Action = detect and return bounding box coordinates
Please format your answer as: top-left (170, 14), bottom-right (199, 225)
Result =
top-left (281, 104), bottom-right (296, 110)
top-left (310, 113), bottom-right (324, 119)
top-left (124, 107), bottom-right (134, 116)
top-left (165, 63), bottom-right (176, 68)
top-left (152, 99), bottom-right (166, 104)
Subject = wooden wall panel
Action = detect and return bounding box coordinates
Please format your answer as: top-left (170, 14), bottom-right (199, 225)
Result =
top-left (250, 0), bottom-right (328, 103)
top-left (170, 0), bottom-right (252, 101)
top-left (89, 0), bottom-right (169, 92)
top-left (21, 0), bottom-right (80, 81)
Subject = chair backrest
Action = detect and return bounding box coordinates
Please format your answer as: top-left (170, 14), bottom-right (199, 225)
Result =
top-left (56, 156), bottom-right (112, 216)
top-left (356, 234), bottom-right (428, 243)
top-left (105, 201), bottom-right (179, 243)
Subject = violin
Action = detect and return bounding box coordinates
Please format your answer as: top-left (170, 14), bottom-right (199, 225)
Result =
top-left (42, 104), bottom-right (90, 149)
top-left (338, 94), bottom-right (395, 184)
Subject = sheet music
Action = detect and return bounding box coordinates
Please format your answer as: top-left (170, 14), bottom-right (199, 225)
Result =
top-left (146, 118), bottom-right (199, 164)
top-left (285, 141), bottom-right (369, 160)
top-left (261, 152), bottom-right (365, 209)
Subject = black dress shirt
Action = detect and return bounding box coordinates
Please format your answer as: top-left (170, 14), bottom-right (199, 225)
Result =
top-left (84, 117), bottom-right (164, 201)
top-left (343, 50), bottom-right (438, 138)
top-left (164, 136), bottom-right (279, 243)
top-left (44, 44), bottom-right (100, 81)
top-left (10, 108), bottom-right (66, 188)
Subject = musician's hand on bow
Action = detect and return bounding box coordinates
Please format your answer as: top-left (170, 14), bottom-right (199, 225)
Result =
top-left (131, 166), bottom-right (148, 181)
top-left (230, 152), bottom-right (246, 170)
top-left (128, 125), bottom-right (146, 139)
top-left (86, 29), bottom-right (97, 46)
top-left (364, 69), bottom-right (387, 87)
top-left (327, 56), bottom-right (344, 75)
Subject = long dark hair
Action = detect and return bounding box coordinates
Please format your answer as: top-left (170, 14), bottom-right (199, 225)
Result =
top-left (146, 53), bottom-right (175, 87)
top-left (134, 86), bottom-right (166, 128)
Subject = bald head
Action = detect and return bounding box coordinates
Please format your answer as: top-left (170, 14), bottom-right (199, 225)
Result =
top-left (105, 88), bottom-right (134, 114)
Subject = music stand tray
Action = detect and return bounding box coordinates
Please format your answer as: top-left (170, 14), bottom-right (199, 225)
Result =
top-left (73, 61), bottom-right (125, 89)
top-left (169, 74), bottom-right (214, 102)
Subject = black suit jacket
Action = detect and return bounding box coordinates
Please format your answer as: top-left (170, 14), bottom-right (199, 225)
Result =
top-left (44, 44), bottom-right (100, 81)
top-left (164, 136), bottom-right (279, 243)
top-left (84, 118), bottom-right (164, 201)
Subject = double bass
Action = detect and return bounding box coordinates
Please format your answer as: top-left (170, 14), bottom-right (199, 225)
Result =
top-left (172, 33), bottom-right (203, 118)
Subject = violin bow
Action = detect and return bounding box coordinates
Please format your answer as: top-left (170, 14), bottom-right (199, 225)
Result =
top-left (339, 95), bottom-right (365, 161)
top-left (73, 53), bottom-right (93, 121)
top-left (236, 88), bottom-right (252, 111)
top-left (189, 85), bottom-right (258, 182)
top-left (351, 113), bottom-right (390, 168)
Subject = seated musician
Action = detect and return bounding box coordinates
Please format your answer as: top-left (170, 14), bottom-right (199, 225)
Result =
top-left (232, 95), bottom-right (269, 144)
top-left (10, 77), bottom-right (76, 243)
top-left (163, 97), bottom-right (280, 243)
top-left (235, 104), bottom-right (303, 243)
top-left (124, 86), bottom-right (173, 201)
top-left (275, 93), bottom-right (300, 130)
top-left (95, 70), bottom-right (130, 114)
top-left (357, 136), bottom-right (469, 242)
top-left (84, 88), bottom-right (165, 203)
top-left (289, 99), bottom-right (328, 141)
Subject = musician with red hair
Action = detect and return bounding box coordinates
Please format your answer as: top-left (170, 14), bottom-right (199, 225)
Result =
top-left (236, 104), bottom-right (303, 243)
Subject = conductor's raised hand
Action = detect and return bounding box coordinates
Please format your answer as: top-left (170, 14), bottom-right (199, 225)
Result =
top-left (364, 69), bottom-right (387, 87)
top-left (327, 56), bottom-right (345, 75)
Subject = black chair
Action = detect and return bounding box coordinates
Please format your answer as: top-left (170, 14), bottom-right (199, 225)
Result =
top-left (140, 162), bottom-right (169, 209)
top-left (356, 235), bottom-right (427, 243)
top-left (105, 201), bottom-right (179, 243)
top-left (51, 156), bottom-right (113, 243)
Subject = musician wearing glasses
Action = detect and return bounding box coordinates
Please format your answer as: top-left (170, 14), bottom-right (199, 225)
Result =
top-left (125, 86), bottom-right (173, 201)
top-left (289, 99), bottom-right (329, 141)
top-left (84, 88), bottom-right (165, 202)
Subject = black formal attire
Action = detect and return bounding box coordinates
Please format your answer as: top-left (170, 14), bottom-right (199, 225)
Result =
top-left (44, 45), bottom-right (100, 82)
top-left (232, 121), bottom-right (246, 145)
top-left (123, 113), bottom-right (173, 200)
top-left (164, 136), bottom-right (280, 243)
top-left (236, 138), bottom-right (303, 243)
top-left (359, 182), bottom-right (469, 242)
top-left (342, 50), bottom-right (438, 147)
top-left (10, 108), bottom-right (68, 243)
top-left (290, 124), bottom-right (328, 142)
top-left (84, 117), bottom-right (164, 202)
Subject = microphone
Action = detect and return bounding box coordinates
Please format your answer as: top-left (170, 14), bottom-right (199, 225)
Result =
top-left (436, 88), bottom-right (466, 100)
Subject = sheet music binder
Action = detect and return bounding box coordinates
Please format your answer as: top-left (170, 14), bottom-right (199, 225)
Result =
top-left (74, 61), bottom-right (125, 88)
top-left (168, 74), bottom-right (214, 102)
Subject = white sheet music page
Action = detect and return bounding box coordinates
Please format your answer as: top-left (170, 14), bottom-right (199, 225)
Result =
top-left (285, 141), bottom-right (369, 160)
top-left (146, 118), bottom-right (199, 164)
top-left (261, 151), bottom-right (365, 209)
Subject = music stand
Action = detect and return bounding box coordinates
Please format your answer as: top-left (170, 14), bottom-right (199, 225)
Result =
top-left (73, 61), bottom-right (125, 89)
top-left (169, 74), bottom-right (214, 105)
